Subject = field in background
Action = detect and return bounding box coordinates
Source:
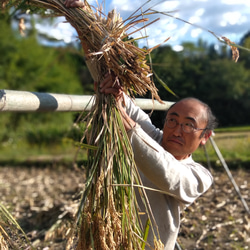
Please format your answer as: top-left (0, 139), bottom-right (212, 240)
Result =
top-left (0, 128), bottom-right (249, 249)
top-left (192, 128), bottom-right (250, 168)
top-left (1, 126), bottom-right (249, 168)
top-left (0, 132), bottom-right (249, 249)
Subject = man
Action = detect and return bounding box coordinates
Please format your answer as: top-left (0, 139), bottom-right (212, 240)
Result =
top-left (64, 1), bottom-right (217, 248)
top-left (99, 74), bottom-right (217, 249)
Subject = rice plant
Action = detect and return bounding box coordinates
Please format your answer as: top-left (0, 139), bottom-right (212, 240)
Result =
top-left (0, 203), bottom-right (34, 249)
top-left (0, 1), bottom-right (240, 249)
top-left (2, 0), bottom-right (166, 248)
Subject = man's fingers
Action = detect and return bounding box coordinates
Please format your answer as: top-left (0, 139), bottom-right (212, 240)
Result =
top-left (102, 88), bottom-right (119, 95)
top-left (64, 0), bottom-right (85, 8)
top-left (98, 72), bottom-right (123, 100)
top-left (100, 76), bottom-right (122, 92)
top-left (99, 73), bottom-right (113, 88)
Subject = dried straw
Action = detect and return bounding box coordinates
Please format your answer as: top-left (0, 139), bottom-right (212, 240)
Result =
top-left (12, 0), bottom-right (162, 101)
top-left (2, 1), bottom-right (164, 249)
top-left (0, 230), bottom-right (9, 250)
top-left (0, 203), bottom-right (34, 249)
top-left (221, 36), bottom-right (239, 63)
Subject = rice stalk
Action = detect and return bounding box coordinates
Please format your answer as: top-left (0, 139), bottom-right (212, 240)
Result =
top-left (0, 203), bottom-right (34, 249)
top-left (74, 95), bottom-right (158, 250)
top-left (0, 228), bottom-right (9, 250)
top-left (153, 8), bottom-right (240, 62)
top-left (2, 0), bottom-right (165, 248)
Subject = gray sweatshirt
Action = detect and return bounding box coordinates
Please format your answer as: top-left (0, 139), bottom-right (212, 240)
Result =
top-left (124, 96), bottom-right (213, 250)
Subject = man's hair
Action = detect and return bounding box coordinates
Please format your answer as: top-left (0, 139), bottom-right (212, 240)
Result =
top-left (165, 97), bottom-right (218, 135)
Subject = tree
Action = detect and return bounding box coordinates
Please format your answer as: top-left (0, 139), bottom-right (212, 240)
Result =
top-left (149, 40), bottom-right (250, 127)
top-left (239, 32), bottom-right (250, 69)
top-left (0, 13), bottom-right (91, 145)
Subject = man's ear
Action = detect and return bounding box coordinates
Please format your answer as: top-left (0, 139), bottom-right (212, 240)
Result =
top-left (200, 130), bottom-right (212, 146)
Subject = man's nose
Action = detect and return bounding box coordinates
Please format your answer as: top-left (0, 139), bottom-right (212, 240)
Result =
top-left (172, 124), bottom-right (183, 135)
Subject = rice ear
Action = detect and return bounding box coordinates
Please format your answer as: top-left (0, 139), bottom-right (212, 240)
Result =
top-left (221, 36), bottom-right (239, 63)
top-left (2, 1), bottom-right (165, 248)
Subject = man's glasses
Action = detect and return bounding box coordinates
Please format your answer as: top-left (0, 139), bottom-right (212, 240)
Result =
top-left (165, 118), bottom-right (207, 134)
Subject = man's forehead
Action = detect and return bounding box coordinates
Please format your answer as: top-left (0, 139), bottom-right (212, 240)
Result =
top-left (167, 100), bottom-right (207, 122)
top-left (168, 111), bottom-right (196, 122)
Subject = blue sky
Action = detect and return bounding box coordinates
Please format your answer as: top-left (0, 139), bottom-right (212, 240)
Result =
top-left (30, 0), bottom-right (250, 51)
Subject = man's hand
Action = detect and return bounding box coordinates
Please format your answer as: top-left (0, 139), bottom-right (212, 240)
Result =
top-left (98, 73), bottom-right (136, 131)
top-left (99, 73), bottom-right (123, 98)
top-left (64, 0), bottom-right (85, 8)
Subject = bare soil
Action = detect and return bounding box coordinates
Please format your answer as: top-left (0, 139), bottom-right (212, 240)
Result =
top-left (0, 164), bottom-right (249, 250)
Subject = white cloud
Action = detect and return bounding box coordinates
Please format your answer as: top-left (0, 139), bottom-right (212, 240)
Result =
top-left (224, 12), bottom-right (240, 25)
top-left (172, 44), bottom-right (183, 51)
top-left (191, 28), bottom-right (202, 38)
top-left (139, 0), bottom-right (250, 46)
top-left (31, 0), bottom-right (250, 48)
top-left (195, 8), bottom-right (205, 17)
top-left (222, 0), bottom-right (250, 6)
top-left (189, 15), bottom-right (201, 24)
top-left (151, 1), bottom-right (180, 11)
top-left (110, 0), bottom-right (141, 12)
top-left (223, 12), bottom-right (247, 25)
top-left (166, 22), bottom-right (178, 31)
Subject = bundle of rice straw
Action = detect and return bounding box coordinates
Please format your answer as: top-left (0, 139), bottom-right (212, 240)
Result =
top-left (0, 203), bottom-right (33, 249)
top-left (3, 0), bottom-right (165, 249)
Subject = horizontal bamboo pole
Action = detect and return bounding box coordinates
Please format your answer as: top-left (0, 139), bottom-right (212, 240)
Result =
top-left (0, 89), bottom-right (174, 112)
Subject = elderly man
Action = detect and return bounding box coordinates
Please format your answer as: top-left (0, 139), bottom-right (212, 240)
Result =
top-left (99, 75), bottom-right (217, 249)
top-left (64, 1), bottom-right (217, 247)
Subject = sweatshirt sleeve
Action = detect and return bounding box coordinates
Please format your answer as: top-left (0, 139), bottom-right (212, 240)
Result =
top-left (127, 125), bottom-right (213, 205)
top-left (123, 94), bottom-right (163, 143)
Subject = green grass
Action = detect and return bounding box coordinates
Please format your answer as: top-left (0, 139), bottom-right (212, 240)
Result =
top-left (0, 112), bottom-right (88, 166)
top-left (192, 127), bottom-right (250, 168)
top-left (0, 126), bottom-right (249, 168)
top-left (0, 136), bottom-right (87, 166)
top-left (214, 125), bottom-right (250, 132)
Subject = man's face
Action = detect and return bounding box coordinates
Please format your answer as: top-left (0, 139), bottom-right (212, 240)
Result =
top-left (161, 99), bottom-right (211, 160)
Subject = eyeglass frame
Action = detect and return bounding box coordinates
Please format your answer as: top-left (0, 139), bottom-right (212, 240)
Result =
top-left (165, 117), bottom-right (207, 134)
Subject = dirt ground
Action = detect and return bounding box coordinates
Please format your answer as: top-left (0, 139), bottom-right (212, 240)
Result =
top-left (0, 164), bottom-right (249, 250)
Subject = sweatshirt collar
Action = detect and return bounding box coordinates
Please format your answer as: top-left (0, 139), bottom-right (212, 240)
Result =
top-left (179, 154), bottom-right (194, 163)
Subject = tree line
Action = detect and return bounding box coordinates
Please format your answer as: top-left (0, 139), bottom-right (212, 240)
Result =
top-left (1, 11), bottom-right (250, 136)
top-left (150, 39), bottom-right (250, 128)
